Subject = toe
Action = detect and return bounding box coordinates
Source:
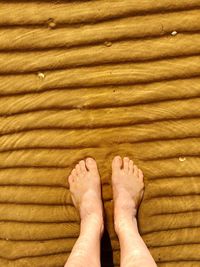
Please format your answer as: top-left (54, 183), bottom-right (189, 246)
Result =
top-left (75, 164), bottom-right (81, 175)
top-left (72, 168), bottom-right (77, 177)
top-left (86, 157), bottom-right (98, 172)
top-left (79, 160), bottom-right (87, 173)
top-left (138, 169), bottom-right (144, 181)
top-left (112, 155), bottom-right (122, 170)
top-left (123, 157), bottom-right (129, 172)
top-left (129, 160), bottom-right (134, 173)
top-left (133, 165), bottom-right (139, 177)
top-left (68, 174), bottom-right (74, 185)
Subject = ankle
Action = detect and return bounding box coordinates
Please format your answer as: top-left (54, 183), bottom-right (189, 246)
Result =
top-left (114, 211), bottom-right (138, 235)
top-left (81, 214), bottom-right (104, 236)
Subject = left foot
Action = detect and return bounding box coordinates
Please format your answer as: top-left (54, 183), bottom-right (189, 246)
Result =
top-left (68, 157), bottom-right (104, 235)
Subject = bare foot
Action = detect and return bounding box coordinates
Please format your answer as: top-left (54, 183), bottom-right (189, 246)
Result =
top-left (68, 157), bottom-right (104, 235)
top-left (111, 156), bottom-right (144, 233)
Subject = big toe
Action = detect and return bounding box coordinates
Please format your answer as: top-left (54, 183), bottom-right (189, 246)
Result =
top-left (112, 156), bottom-right (122, 170)
top-left (86, 157), bottom-right (98, 172)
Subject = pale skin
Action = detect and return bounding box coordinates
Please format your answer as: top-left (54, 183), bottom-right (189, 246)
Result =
top-left (65, 156), bottom-right (157, 267)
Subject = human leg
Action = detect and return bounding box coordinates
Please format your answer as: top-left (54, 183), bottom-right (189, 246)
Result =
top-left (65, 158), bottom-right (104, 267)
top-left (112, 156), bottom-right (157, 267)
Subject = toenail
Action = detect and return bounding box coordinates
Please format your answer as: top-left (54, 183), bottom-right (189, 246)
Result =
top-left (87, 157), bottom-right (93, 162)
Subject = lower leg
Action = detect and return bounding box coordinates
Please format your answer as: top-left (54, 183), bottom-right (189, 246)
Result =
top-left (65, 158), bottom-right (104, 267)
top-left (65, 214), bottom-right (103, 267)
top-left (116, 214), bottom-right (156, 267)
top-left (112, 156), bottom-right (157, 267)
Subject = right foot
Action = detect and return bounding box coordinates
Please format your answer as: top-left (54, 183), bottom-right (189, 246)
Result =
top-left (111, 156), bottom-right (144, 233)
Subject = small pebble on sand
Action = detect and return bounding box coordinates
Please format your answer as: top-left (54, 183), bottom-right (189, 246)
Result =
top-left (171, 31), bottom-right (178, 36)
top-left (104, 41), bottom-right (112, 47)
top-left (37, 72), bottom-right (45, 79)
top-left (179, 157), bottom-right (186, 162)
top-left (47, 18), bottom-right (56, 29)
